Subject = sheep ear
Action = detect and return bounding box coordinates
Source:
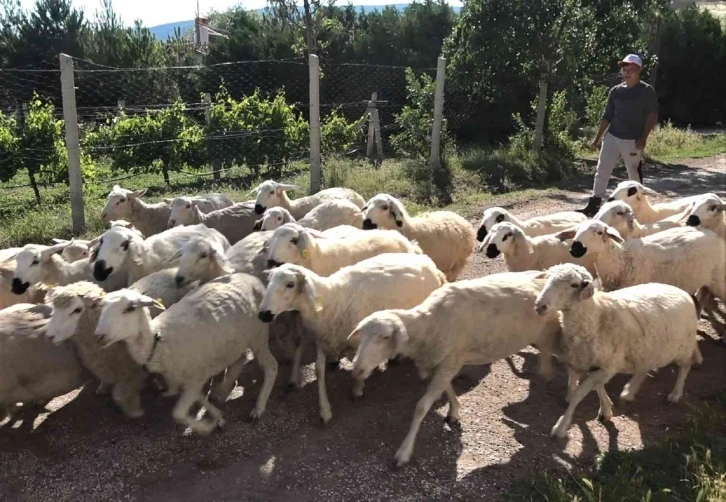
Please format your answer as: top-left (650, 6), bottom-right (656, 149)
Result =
top-left (131, 188), bottom-right (147, 198)
top-left (579, 281), bottom-right (595, 301)
top-left (523, 237), bottom-right (534, 254)
top-left (554, 229), bottom-right (577, 242)
top-left (41, 241), bottom-right (71, 261)
top-left (136, 295), bottom-right (166, 311)
top-left (534, 271), bottom-right (548, 280)
top-left (112, 184), bottom-right (121, 192)
top-left (477, 233), bottom-right (491, 253)
top-left (163, 198), bottom-right (174, 204)
top-left (625, 211), bottom-right (635, 231)
top-left (717, 202), bottom-right (726, 212)
top-left (299, 274), bottom-right (321, 312)
top-left (296, 230), bottom-right (312, 258)
top-left (253, 219), bottom-right (263, 231)
top-left (193, 204), bottom-right (205, 219)
top-left (278, 183), bottom-right (299, 192)
top-left (390, 199), bottom-right (404, 228)
top-left (605, 226), bottom-right (624, 243)
top-left (391, 316), bottom-right (409, 354)
top-left (347, 329), bottom-right (361, 341)
top-left (211, 245), bottom-right (235, 275)
top-left (641, 186), bottom-right (659, 197)
top-left (52, 238), bottom-right (70, 244)
top-left (164, 248), bottom-right (183, 264)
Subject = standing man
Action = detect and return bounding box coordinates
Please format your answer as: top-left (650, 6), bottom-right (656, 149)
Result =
top-left (576, 54), bottom-right (659, 217)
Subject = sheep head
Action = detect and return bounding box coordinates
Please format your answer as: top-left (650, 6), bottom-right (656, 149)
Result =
top-left (478, 221), bottom-right (532, 258)
top-left (570, 220), bottom-right (624, 259)
top-left (172, 238), bottom-right (233, 288)
top-left (46, 282), bottom-right (104, 344)
top-left (101, 185), bottom-right (148, 222)
top-left (348, 311), bottom-right (409, 381)
top-left (476, 207), bottom-right (510, 242)
top-left (534, 263), bottom-right (595, 316)
top-left (258, 264), bottom-right (321, 323)
top-left (593, 200), bottom-right (636, 238)
top-left (12, 241), bottom-right (72, 294)
top-left (95, 289), bottom-right (164, 348)
top-left (607, 180), bottom-right (659, 206)
top-left (167, 196), bottom-right (199, 228)
top-left (266, 223), bottom-right (311, 268)
top-left (362, 193), bottom-right (404, 230)
top-left (260, 207), bottom-right (294, 231)
top-left (686, 193), bottom-right (725, 228)
top-left (252, 180), bottom-right (299, 215)
top-left (90, 226), bottom-right (143, 282)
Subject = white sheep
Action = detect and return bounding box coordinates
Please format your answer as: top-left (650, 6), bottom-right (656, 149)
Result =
top-left (593, 200), bottom-right (686, 239)
top-left (479, 221), bottom-right (598, 277)
top-left (100, 185), bottom-right (172, 237)
top-left (171, 202), bottom-right (259, 244)
top-left (11, 241), bottom-right (127, 296)
top-left (607, 181), bottom-right (719, 224)
top-left (45, 282), bottom-right (148, 418)
top-left (166, 193), bottom-right (235, 227)
top-left (560, 221), bottom-right (726, 305)
top-left (362, 194), bottom-right (475, 281)
top-left (0, 303), bottom-right (88, 418)
top-left (255, 199), bottom-right (365, 232)
top-left (266, 223), bottom-right (422, 277)
top-left (90, 224), bottom-right (230, 285)
top-left (476, 206), bottom-right (587, 242)
top-left (347, 270), bottom-right (562, 467)
top-left (251, 180), bottom-right (366, 219)
top-left (94, 273), bottom-right (278, 434)
top-left (258, 253), bottom-right (447, 424)
top-left (533, 263), bottom-right (702, 440)
top-left (52, 238), bottom-right (91, 262)
top-left (685, 193), bottom-right (726, 239)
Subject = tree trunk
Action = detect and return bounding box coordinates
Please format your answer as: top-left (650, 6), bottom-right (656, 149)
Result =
top-left (27, 168), bottom-right (41, 206)
top-left (533, 74), bottom-right (548, 154)
top-left (212, 160), bottom-right (221, 182)
top-left (162, 162), bottom-right (170, 186)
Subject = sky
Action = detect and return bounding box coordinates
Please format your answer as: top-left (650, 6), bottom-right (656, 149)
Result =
top-left (19, 0), bottom-right (464, 28)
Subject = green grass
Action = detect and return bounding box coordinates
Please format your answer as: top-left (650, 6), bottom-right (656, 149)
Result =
top-left (504, 392), bottom-right (726, 502)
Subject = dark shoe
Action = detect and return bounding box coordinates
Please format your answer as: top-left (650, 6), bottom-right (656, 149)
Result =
top-left (637, 160), bottom-right (643, 184)
top-left (576, 196), bottom-right (602, 218)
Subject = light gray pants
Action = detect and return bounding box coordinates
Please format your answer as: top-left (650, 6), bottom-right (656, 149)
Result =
top-left (593, 132), bottom-right (643, 198)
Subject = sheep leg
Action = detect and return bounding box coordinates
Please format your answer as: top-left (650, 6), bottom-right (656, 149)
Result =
top-left (286, 336), bottom-right (304, 391)
top-left (536, 326), bottom-right (557, 381)
top-left (551, 368), bottom-right (614, 440)
top-left (596, 385), bottom-right (613, 422)
top-left (565, 368), bottom-right (582, 403)
top-left (394, 366), bottom-right (459, 468)
top-left (95, 382), bottom-right (112, 396)
top-left (210, 356), bottom-right (249, 404)
top-left (248, 340), bottom-right (278, 422)
top-left (443, 383), bottom-right (461, 425)
top-left (351, 378), bottom-right (365, 401)
top-left (315, 343), bottom-right (333, 425)
top-left (619, 372), bottom-right (648, 402)
top-left (112, 382), bottom-right (144, 418)
top-left (667, 363), bottom-right (692, 403)
top-left (171, 383), bottom-right (220, 436)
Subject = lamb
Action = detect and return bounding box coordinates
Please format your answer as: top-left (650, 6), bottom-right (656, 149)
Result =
top-left (560, 220), bottom-right (726, 306)
top-left (94, 273), bottom-right (278, 434)
top-left (607, 180), bottom-right (719, 224)
top-left (0, 302), bottom-right (88, 419)
top-left (533, 263), bottom-right (702, 440)
top-left (45, 282), bottom-right (149, 418)
top-left (476, 206), bottom-right (587, 242)
top-left (169, 239), bottom-right (234, 289)
top-left (52, 238), bottom-right (91, 262)
top-left (251, 180), bottom-right (366, 219)
top-left (362, 194), bottom-right (475, 281)
top-left (130, 267), bottom-right (199, 311)
top-left (257, 253), bottom-right (447, 424)
top-left (168, 202), bottom-right (258, 244)
top-left (266, 223), bottom-right (422, 278)
top-left (90, 224), bottom-right (230, 285)
top-left (593, 200), bottom-right (686, 239)
top-left (479, 221), bottom-right (598, 276)
top-left (685, 193), bottom-right (726, 239)
top-left (11, 241), bottom-right (128, 296)
top-left (347, 270), bottom-right (562, 467)
top-left (166, 193), bottom-right (235, 227)
top-left (255, 199), bottom-right (365, 232)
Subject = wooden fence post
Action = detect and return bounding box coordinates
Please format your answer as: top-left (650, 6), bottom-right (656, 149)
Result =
top-left (59, 53), bottom-right (85, 234)
top-left (429, 56), bottom-right (446, 171)
top-left (309, 54), bottom-right (321, 194)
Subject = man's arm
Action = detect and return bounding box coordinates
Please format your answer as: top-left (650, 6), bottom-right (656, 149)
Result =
top-left (636, 86), bottom-right (659, 150)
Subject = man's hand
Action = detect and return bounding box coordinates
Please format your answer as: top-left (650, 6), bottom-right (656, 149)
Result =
top-left (635, 136), bottom-right (647, 150)
top-left (589, 140), bottom-right (600, 152)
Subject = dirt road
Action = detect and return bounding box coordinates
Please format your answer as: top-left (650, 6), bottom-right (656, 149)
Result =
top-left (1, 155), bottom-right (724, 501)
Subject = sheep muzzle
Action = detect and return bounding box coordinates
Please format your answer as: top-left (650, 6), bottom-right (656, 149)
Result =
top-left (93, 260), bottom-right (113, 281)
top-left (485, 243), bottom-right (500, 259)
top-left (11, 277), bottom-right (29, 295)
top-left (258, 310), bottom-right (274, 323)
top-left (476, 226), bottom-right (487, 242)
top-left (254, 204), bottom-right (265, 215)
top-left (362, 219), bottom-right (377, 230)
top-left (570, 241), bottom-right (587, 258)
top-left (686, 215), bottom-right (700, 226)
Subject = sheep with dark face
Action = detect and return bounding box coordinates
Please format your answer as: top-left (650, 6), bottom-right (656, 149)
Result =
top-left (476, 206), bottom-right (586, 243)
top-left (533, 263), bottom-right (702, 440)
top-left (684, 193), bottom-right (726, 239)
top-left (362, 193), bottom-right (475, 281)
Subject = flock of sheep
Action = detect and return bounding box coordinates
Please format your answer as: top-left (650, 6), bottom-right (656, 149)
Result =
top-left (1, 178), bottom-right (724, 468)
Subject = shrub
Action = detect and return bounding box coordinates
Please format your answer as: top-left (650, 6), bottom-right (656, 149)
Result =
top-left (321, 108), bottom-right (361, 154)
top-left (584, 85), bottom-right (609, 127)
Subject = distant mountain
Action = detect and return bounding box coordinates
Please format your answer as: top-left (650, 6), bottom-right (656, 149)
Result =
top-left (147, 3), bottom-right (462, 40)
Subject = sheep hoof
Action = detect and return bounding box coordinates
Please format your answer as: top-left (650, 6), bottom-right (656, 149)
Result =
top-left (597, 411), bottom-right (612, 423)
top-left (246, 411), bottom-right (261, 424)
top-left (444, 415), bottom-right (460, 427)
top-left (216, 419), bottom-right (226, 431)
top-left (667, 393), bottom-right (682, 404)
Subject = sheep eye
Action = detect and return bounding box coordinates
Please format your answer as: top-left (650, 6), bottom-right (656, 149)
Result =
top-left (124, 305), bottom-right (136, 313)
top-left (571, 284), bottom-right (579, 288)
top-left (199, 252), bottom-right (208, 259)
top-left (616, 211), bottom-right (624, 216)
top-left (269, 191), bottom-right (275, 195)
top-left (286, 282), bottom-right (294, 289)
top-left (290, 237), bottom-right (298, 245)
top-left (186, 203), bottom-right (191, 209)
top-left (72, 307), bottom-right (83, 314)
top-left (382, 205), bottom-right (389, 211)
top-left (121, 240), bottom-right (130, 251)
top-left (710, 205), bottom-right (717, 211)
top-left (503, 232), bottom-right (512, 241)
top-left (596, 231), bottom-right (603, 235)
top-left (277, 217), bottom-right (282, 221)
top-left (31, 258), bottom-right (40, 265)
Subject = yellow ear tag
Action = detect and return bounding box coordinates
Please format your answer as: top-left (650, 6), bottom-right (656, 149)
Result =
top-left (47, 283), bottom-right (57, 288)
top-left (315, 297), bottom-right (323, 308)
top-left (155, 297), bottom-right (164, 306)
top-left (301, 249), bottom-right (310, 259)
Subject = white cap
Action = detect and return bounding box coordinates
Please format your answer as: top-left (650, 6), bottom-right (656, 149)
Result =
top-left (618, 54), bottom-right (642, 68)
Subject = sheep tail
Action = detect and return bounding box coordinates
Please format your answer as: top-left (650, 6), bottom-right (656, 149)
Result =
top-left (692, 286), bottom-right (710, 317)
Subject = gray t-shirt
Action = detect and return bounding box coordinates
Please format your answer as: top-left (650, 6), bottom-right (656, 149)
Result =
top-left (601, 81), bottom-right (658, 140)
